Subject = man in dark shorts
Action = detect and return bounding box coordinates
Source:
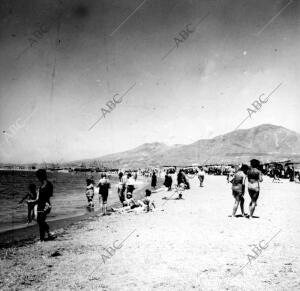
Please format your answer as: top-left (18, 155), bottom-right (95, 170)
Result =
top-left (126, 173), bottom-right (135, 194)
top-left (98, 174), bottom-right (111, 215)
top-left (247, 159), bottom-right (263, 218)
top-left (231, 164), bottom-right (249, 217)
top-left (35, 169), bottom-right (56, 241)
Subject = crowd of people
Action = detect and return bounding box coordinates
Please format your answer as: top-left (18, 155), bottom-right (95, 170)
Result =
top-left (18, 157), bottom-right (299, 242)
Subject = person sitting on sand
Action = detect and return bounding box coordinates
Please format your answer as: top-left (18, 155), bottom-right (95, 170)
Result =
top-left (230, 164), bottom-right (249, 218)
top-left (19, 183), bottom-right (38, 223)
top-left (98, 174), bottom-right (111, 216)
top-left (112, 190), bottom-right (155, 214)
top-left (122, 193), bottom-right (138, 207)
top-left (35, 169), bottom-right (56, 241)
top-left (112, 193), bottom-right (140, 213)
top-left (140, 189), bottom-right (156, 212)
top-left (85, 179), bottom-right (95, 208)
top-left (175, 183), bottom-right (186, 199)
top-left (247, 159), bottom-right (263, 218)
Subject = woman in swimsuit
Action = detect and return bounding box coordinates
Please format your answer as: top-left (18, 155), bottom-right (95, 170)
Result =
top-left (247, 159), bottom-right (263, 218)
top-left (231, 164), bottom-right (248, 217)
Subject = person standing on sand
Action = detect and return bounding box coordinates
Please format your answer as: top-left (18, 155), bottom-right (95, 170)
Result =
top-left (35, 169), bottom-right (56, 241)
top-left (164, 171), bottom-right (173, 191)
top-left (98, 174), bottom-right (110, 216)
top-left (151, 171), bottom-right (157, 189)
top-left (227, 166), bottom-right (235, 183)
top-left (118, 173), bottom-right (127, 204)
top-left (247, 159), bottom-right (263, 218)
top-left (198, 167), bottom-right (205, 187)
top-left (118, 171), bottom-right (123, 182)
top-left (230, 164), bottom-right (249, 217)
top-left (126, 173), bottom-right (135, 195)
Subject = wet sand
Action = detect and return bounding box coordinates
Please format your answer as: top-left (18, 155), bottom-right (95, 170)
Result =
top-left (0, 175), bottom-right (299, 290)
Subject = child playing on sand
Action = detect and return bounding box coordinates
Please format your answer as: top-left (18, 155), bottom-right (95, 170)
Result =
top-left (85, 179), bottom-right (95, 208)
top-left (19, 183), bottom-right (38, 223)
top-left (230, 164), bottom-right (249, 218)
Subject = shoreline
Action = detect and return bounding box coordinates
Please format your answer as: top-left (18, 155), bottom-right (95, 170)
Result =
top-left (1, 175), bottom-right (299, 290)
top-left (0, 178), bottom-right (155, 248)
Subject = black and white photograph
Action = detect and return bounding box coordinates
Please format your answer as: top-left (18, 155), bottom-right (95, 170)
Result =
top-left (0, 0), bottom-right (299, 290)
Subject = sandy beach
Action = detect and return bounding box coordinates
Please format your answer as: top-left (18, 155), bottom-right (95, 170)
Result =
top-left (0, 175), bottom-right (299, 290)
top-left (0, 176), bottom-right (153, 247)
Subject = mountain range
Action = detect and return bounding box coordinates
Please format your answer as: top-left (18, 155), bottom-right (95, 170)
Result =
top-left (76, 124), bottom-right (300, 167)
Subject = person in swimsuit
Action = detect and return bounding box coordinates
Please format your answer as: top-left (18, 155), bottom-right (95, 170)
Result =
top-left (19, 183), bottom-right (38, 223)
top-left (227, 166), bottom-right (235, 183)
top-left (247, 159), bottom-right (263, 218)
top-left (112, 190), bottom-right (155, 214)
top-left (117, 173), bottom-right (127, 204)
top-left (85, 178), bottom-right (95, 208)
top-left (140, 189), bottom-right (156, 212)
top-left (98, 174), bottom-right (111, 215)
top-left (198, 167), bottom-right (205, 187)
top-left (231, 164), bottom-right (249, 217)
top-left (126, 173), bottom-right (135, 195)
top-left (35, 169), bottom-right (56, 241)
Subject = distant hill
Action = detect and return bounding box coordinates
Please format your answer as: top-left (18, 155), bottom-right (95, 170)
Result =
top-left (74, 124), bottom-right (300, 167)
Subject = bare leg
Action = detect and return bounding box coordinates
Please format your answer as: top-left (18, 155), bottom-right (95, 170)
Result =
top-left (27, 205), bottom-right (32, 223)
top-left (232, 199), bottom-right (239, 217)
top-left (102, 203), bottom-right (107, 215)
top-left (249, 201), bottom-right (256, 217)
top-left (240, 196), bottom-right (245, 216)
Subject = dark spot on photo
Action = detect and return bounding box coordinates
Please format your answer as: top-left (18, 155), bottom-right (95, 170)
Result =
top-left (74, 4), bottom-right (89, 18)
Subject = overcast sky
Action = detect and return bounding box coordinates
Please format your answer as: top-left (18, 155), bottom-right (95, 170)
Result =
top-left (0, 0), bottom-right (299, 163)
